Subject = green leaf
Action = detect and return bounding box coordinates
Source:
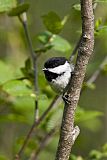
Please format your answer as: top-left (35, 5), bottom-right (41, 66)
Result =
top-left (72, 3), bottom-right (81, 11)
top-left (75, 107), bottom-right (103, 123)
top-left (94, 0), bottom-right (107, 2)
top-left (0, 113), bottom-right (29, 124)
top-left (15, 137), bottom-right (37, 154)
top-left (20, 58), bottom-right (34, 81)
top-left (0, 155), bottom-right (8, 160)
top-left (98, 26), bottom-right (107, 31)
top-left (37, 31), bottom-right (52, 44)
top-left (100, 144), bottom-right (107, 158)
top-left (70, 154), bottom-right (77, 160)
top-left (12, 96), bottom-right (35, 123)
top-left (42, 11), bottom-right (63, 34)
top-left (8, 3), bottom-right (29, 16)
top-left (3, 80), bottom-right (32, 96)
top-left (46, 108), bottom-right (63, 131)
top-left (95, 18), bottom-right (102, 31)
top-left (70, 155), bottom-right (84, 160)
top-left (35, 44), bottom-right (53, 53)
top-left (102, 64), bottom-right (107, 75)
top-left (89, 150), bottom-right (103, 159)
top-left (0, 0), bottom-right (16, 13)
top-left (38, 31), bottom-right (72, 52)
top-left (25, 58), bottom-right (32, 71)
top-left (102, 143), bottom-right (107, 152)
top-left (83, 82), bottom-right (96, 90)
top-left (75, 107), bottom-right (103, 131)
top-left (0, 60), bottom-right (14, 85)
top-left (51, 34), bottom-right (71, 52)
top-left (12, 96), bottom-right (34, 113)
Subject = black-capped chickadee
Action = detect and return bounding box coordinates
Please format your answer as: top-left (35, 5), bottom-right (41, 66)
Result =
top-left (42, 57), bottom-right (74, 94)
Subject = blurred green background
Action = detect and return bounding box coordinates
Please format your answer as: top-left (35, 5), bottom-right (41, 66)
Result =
top-left (0, 0), bottom-right (107, 160)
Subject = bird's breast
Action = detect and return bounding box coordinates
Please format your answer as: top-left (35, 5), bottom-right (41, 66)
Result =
top-left (49, 71), bottom-right (71, 93)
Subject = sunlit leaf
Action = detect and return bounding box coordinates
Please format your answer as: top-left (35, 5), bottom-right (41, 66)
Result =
top-left (35, 44), bottom-right (53, 53)
top-left (51, 34), bottom-right (71, 52)
top-left (89, 150), bottom-right (103, 159)
top-left (3, 80), bottom-right (32, 96)
top-left (0, 0), bottom-right (16, 13)
top-left (0, 61), bottom-right (14, 84)
top-left (38, 31), bottom-right (71, 52)
top-left (42, 11), bottom-right (63, 34)
top-left (37, 31), bottom-right (52, 44)
top-left (12, 95), bottom-right (50, 123)
top-left (95, 18), bottom-right (102, 31)
top-left (75, 107), bottom-right (103, 132)
top-left (94, 0), bottom-right (107, 2)
top-left (102, 64), bottom-right (107, 75)
top-left (70, 155), bottom-right (84, 160)
top-left (70, 154), bottom-right (77, 160)
top-left (75, 107), bottom-right (103, 123)
top-left (0, 155), bottom-right (8, 160)
top-left (83, 82), bottom-right (96, 90)
top-left (98, 26), bottom-right (107, 31)
top-left (46, 108), bottom-right (62, 131)
top-left (14, 137), bottom-right (37, 157)
top-left (72, 3), bottom-right (81, 11)
top-left (0, 113), bottom-right (29, 124)
top-left (102, 143), bottom-right (107, 152)
top-left (12, 96), bottom-right (34, 115)
top-left (8, 3), bottom-right (29, 16)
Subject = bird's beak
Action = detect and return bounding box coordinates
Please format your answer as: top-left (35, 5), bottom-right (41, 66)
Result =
top-left (42, 68), bottom-right (47, 71)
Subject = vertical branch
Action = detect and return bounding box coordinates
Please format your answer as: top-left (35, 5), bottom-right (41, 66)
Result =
top-left (55, 0), bottom-right (94, 160)
top-left (18, 13), bottom-right (38, 112)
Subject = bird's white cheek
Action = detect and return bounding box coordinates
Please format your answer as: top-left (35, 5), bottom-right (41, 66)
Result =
top-left (48, 61), bottom-right (71, 74)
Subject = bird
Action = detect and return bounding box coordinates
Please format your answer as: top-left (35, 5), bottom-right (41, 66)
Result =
top-left (42, 57), bottom-right (74, 94)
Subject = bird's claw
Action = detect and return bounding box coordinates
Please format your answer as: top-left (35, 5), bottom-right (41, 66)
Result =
top-left (62, 93), bottom-right (71, 105)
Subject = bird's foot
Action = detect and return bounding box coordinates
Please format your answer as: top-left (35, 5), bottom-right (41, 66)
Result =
top-left (62, 93), bottom-right (71, 105)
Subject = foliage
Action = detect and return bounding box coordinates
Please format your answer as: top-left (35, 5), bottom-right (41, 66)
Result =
top-left (0, 0), bottom-right (107, 160)
top-left (8, 3), bottom-right (29, 16)
top-left (0, 0), bottom-right (16, 13)
top-left (37, 31), bottom-right (72, 52)
top-left (70, 143), bottom-right (107, 160)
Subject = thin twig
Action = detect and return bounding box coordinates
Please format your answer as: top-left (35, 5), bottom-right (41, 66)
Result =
top-left (15, 95), bottom-right (59, 159)
top-left (18, 13), bottom-right (39, 122)
top-left (15, 12), bottom-right (38, 159)
top-left (87, 56), bottom-right (107, 84)
top-left (29, 127), bottom-right (58, 160)
top-left (18, 14), bottom-right (38, 93)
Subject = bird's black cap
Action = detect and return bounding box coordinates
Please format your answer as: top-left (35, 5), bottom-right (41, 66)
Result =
top-left (44, 57), bottom-right (67, 69)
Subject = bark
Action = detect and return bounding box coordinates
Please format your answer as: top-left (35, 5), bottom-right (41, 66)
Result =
top-left (55, 0), bottom-right (94, 160)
